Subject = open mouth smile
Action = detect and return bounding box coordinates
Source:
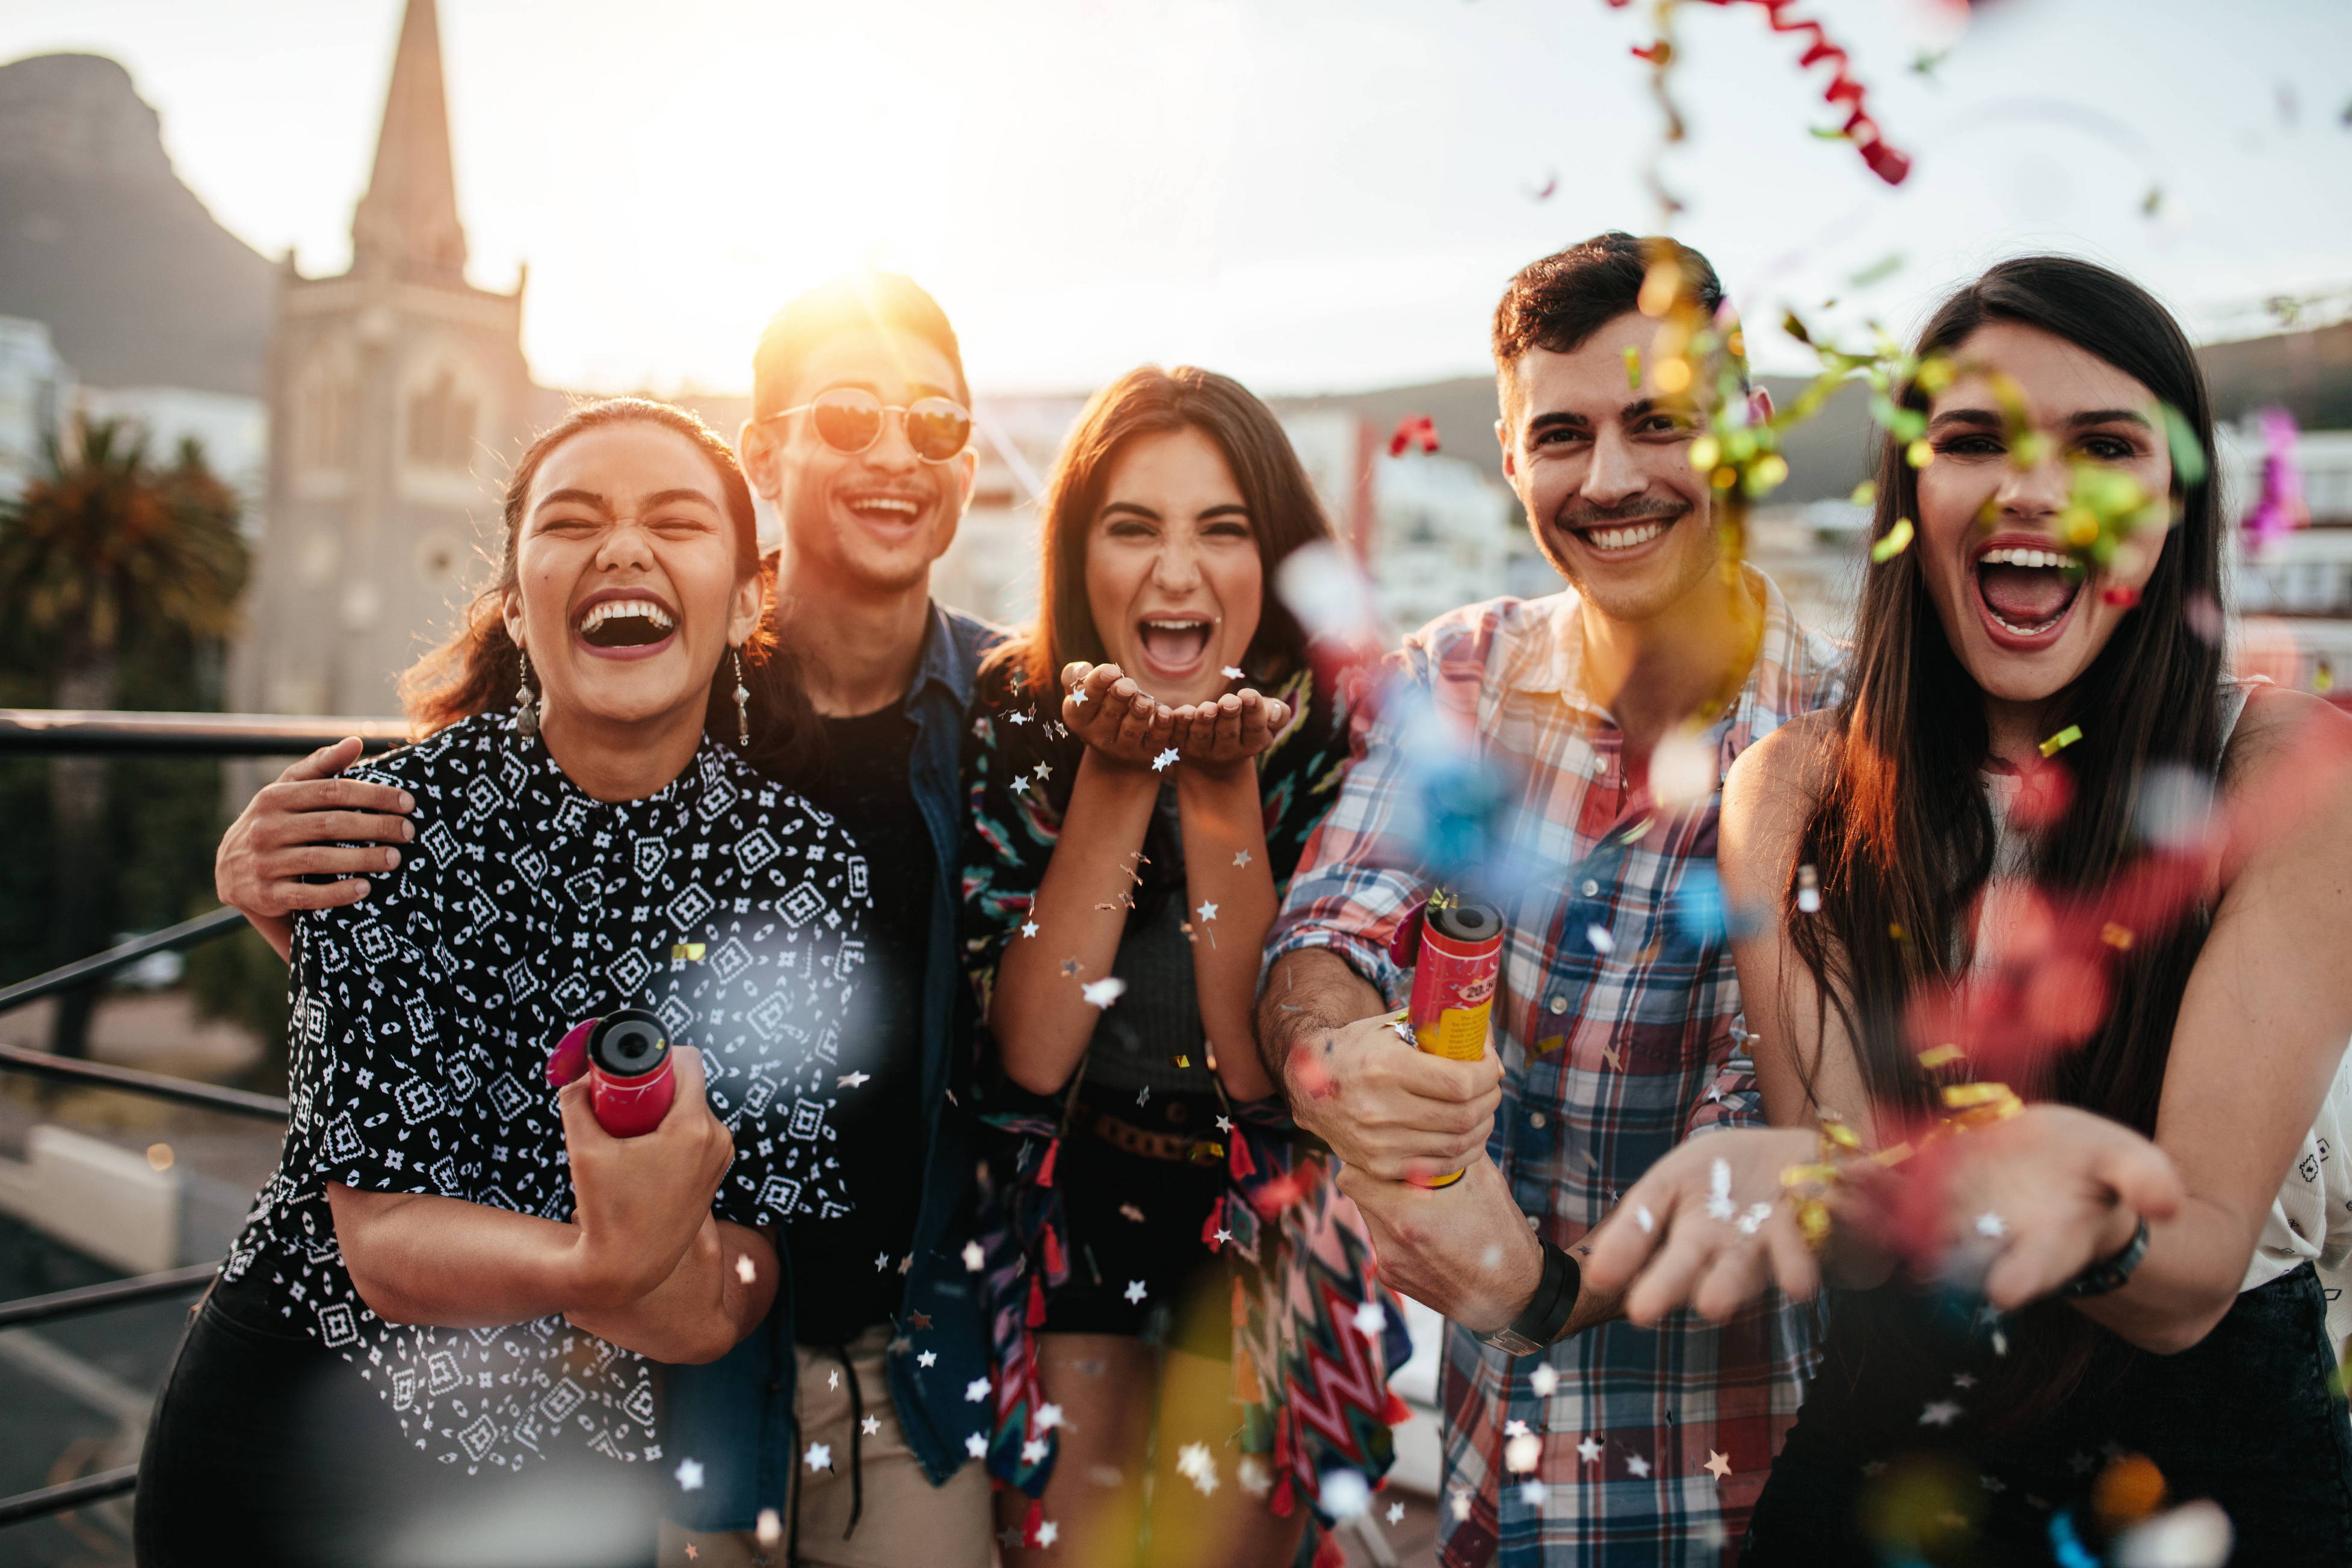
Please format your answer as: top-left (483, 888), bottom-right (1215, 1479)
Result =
top-left (1135, 616), bottom-right (1214, 678)
top-left (573, 590), bottom-right (679, 659)
top-left (1971, 539), bottom-right (2084, 650)
top-left (1560, 508), bottom-right (1682, 558)
top-left (839, 490), bottom-right (928, 529)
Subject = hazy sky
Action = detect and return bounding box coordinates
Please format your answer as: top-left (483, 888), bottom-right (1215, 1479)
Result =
top-left (7, 0), bottom-right (2350, 395)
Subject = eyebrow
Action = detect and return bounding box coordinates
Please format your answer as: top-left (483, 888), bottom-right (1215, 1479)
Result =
top-left (1099, 501), bottom-right (1252, 523)
top-left (1928, 406), bottom-right (2155, 433)
top-left (533, 486), bottom-right (720, 517)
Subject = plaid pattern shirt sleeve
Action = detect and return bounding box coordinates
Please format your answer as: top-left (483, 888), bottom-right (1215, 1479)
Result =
top-left (1271, 584), bottom-right (1846, 1567)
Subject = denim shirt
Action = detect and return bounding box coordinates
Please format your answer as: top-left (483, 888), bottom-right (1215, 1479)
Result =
top-left (665, 603), bottom-right (1001, 1531)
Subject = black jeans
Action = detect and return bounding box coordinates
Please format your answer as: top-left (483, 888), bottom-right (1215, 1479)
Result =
top-left (135, 1282), bottom-right (658, 1568)
top-left (1745, 1264), bottom-right (2352, 1567)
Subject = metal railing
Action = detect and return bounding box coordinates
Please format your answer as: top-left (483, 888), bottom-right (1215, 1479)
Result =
top-left (0, 712), bottom-right (400, 1530)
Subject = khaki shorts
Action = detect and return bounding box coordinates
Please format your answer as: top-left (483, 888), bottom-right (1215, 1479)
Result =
top-left (661, 1327), bottom-right (992, 1568)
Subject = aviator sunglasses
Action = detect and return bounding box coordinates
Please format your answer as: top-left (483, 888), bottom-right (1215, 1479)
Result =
top-left (759, 386), bottom-right (973, 463)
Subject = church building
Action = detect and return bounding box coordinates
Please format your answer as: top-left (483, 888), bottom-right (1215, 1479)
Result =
top-left (233, 0), bottom-right (539, 718)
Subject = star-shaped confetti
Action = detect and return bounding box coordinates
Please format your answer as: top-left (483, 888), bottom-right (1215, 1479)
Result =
top-left (1034, 1520), bottom-right (1060, 1548)
top-left (1211, 1228), bottom-right (1232, 1247)
top-left (1034, 762), bottom-right (1052, 780)
top-left (862, 1415), bottom-right (881, 1436)
top-left (1532, 1364), bottom-right (1560, 1397)
top-left (966, 1431), bottom-right (989, 1458)
top-left (1060, 957), bottom-right (1082, 977)
top-left (1975, 1212), bottom-right (2006, 1239)
top-left (1082, 977), bottom-right (1127, 1008)
top-left (1585, 922), bottom-right (1616, 955)
top-left (1009, 711), bottom-right (1031, 726)
top-left (965, 1377), bottom-right (992, 1403)
top-left (1176, 1442), bottom-right (1220, 1494)
top-left (1036, 1403), bottom-right (1066, 1430)
top-left (1022, 1438), bottom-right (1049, 1464)
top-left (918, 1350), bottom-right (937, 1368)
top-left (1736, 1202), bottom-right (1773, 1235)
top-left (1920, 1400), bottom-right (1963, 1427)
top-left (1520, 1478), bottom-right (1546, 1506)
top-left (1705, 1158), bottom-right (1736, 1222)
top-left (829, 1368), bottom-right (840, 1391)
top-left (685, 1547), bottom-right (698, 1561)
top-left (1195, 900), bottom-right (1218, 922)
top-left (962, 1240), bottom-right (986, 1273)
top-left (838, 1070), bottom-right (870, 1088)
top-left (1703, 1451), bottom-right (1732, 1481)
top-left (1020, 919), bottom-right (1040, 938)
top-left (1952, 1372), bottom-right (1977, 1389)
top-left (1151, 748), bottom-right (1179, 772)
top-left (805, 1442), bottom-right (833, 1472)
top-left (676, 1458), bottom-right (706, 1491)
top-left (1576, 1435), bottom-right (1603, 1464)
top-left (1070, 687), bottom-right (1087, 706)
top-left (1449, 1490), bottom-right (1472, 1522)
top-left (1220, 665), bottom-right (1246, 679)
top-left (1386, 1501), bottom-right (1406, 1525)
top-left (1626, 1455), bottom-right (1652, 1478)
top-left (1353, 1301), bottom-right (1386, 1337)
top-left (1504, 1419), bottom-right (1530, 1439)
top-left (1504, 1431), bottom-right (1541, 1472)
top-left (908, 1310), bottom-right (931, 1329)
top-left (1232, 850), bottom-right (1252, 867)
top-left (735, 1253), bottom-right (758, 1284)
top-left (1123, 1279), bottom-right (1148, 1304)
top-left (1215, 1114), bottom-right (1233, 1133)
top-left (875, 1253), bottom-right (891, 1271)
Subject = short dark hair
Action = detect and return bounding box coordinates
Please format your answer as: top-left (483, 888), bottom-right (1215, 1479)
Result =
top-left (1491, 231), bottom-right (1726, 367)
top-left (750, 273), bottom-right (969, 418)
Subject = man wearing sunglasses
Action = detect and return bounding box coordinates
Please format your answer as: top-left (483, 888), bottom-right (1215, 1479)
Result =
top-left (656, 274), bottom-right (1002, 1566)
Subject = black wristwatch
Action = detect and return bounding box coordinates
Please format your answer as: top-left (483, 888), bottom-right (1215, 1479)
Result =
top-left (1475, 1241), bottom-right (1582, 1356)
top-left (2058, 1215), bottom-right (2150, 1299)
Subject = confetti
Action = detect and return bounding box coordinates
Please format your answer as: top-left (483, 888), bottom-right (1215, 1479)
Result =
top-left (1119, 1203), bottom-right (1146, 1223)
top-left (1626, 1455), bottom-right (1652, 1479)
top-left (1975, 1212), bottom-right (2007, 1239)
top-left (1576, 1434), bottom-right (1604, 1463)
top-left (966, 1432), bottom-right (989, 1458)
top-left (861, 1415), bottom-right (881, 1436)
top-left (1919, 1400), bottom-right (1963, 1427)
top-left (1637, 1205), bottom-right (1656, 1233)
top-left (1232, 850), bottom-right (1252, 866)
top-left (1387, 414), bottom-right (1440, 457)
top-left (1449, 1489), bottom-right (1473, 1521)
top-left (1020, 920), bottom-right (1039, 938)
top-left (1177, 1442), bottom-right (1221, 1495)
top-left (675, 1458), bottom-right (706, 1491)
top-left (1871, 516), bottom-right (1915, 562)
top-left (670, 942), bottom-right (705, 961)
top-left (1353, 1301), bottom-right (1387, 1338)
top-left (756, 1509), bottom-right (782, 1547)
top-left (1505, 1433), bottom-right (1543, 1473)
top-left (1585, 922), bottom-right (1617, 955)
top-left (1704, 1450), bottom-right (1733, 1481)
top-left (1706, 1158), bottom-right (1736, 1221)
top-left (1321, 1468), bottom-right (1372, 1519)
top-left (1195, 900), bottom-right (1219, 922)
top-left (1082, 977), bottom-right (1127, 1008)
top-left (2039, 724), bottom-right (2083, 758)
top-left (1123, 1279), bottom-right (1148, 1303)
top-left (1070, 686), bottom-right (1087, 706)
top-left (1795, 863), bottom-right (1821, 913)
top-left (965, 1377), bottom-right (992, 1403)
top-left (917, 1350), bottom-right (937, 1367)
top-left (734, 1253), bottom-right (757, 1285)
top-left (1531, 1363), bottom-right (1560, 1397)
top-left (1220, 665), bottom-right (1246, 679)
top-left (1736, 1202), bottom-right (1773, 1235)
top-left (1008, 711), bottom-right (1031, 726)
top-left (1238, 1456), bottom-right (1273, 1497)
top-left (1151, 747), bottom-right (1179, 772)
top-left (1387, 1501), bottom-right (1407, 1525)
top-left (838, 1070), bottom-right (870, 1088)
top-left (1034, 1519), bottom-right (1061, 1548)
top-left (1022, 1437), bottom-right (1049, 1464)
top-left (804, 1442), bottom-right (832, 1472)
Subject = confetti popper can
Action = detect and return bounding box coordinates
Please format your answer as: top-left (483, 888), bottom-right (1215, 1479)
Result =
top-left (1407, 900), bottom-right (1503, 1187)
top-left (548, 1008), bottom-right (675, 1138)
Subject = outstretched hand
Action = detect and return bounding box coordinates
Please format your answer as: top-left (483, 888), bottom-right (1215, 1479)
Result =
top-left (1579, 1127), bottom-right (1825, 1326)
top-left (1165, 688), bottom-right (1292, 770)
top-left (1061, 662), bottom-right (1174, 770)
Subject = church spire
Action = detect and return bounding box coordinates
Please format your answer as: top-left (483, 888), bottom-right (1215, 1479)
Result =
top-left (350, 0), bottom-right (468, 283)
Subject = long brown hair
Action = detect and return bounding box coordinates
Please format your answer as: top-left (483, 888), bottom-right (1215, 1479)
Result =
top-left (993, 366), bottom-right (1335, 692)
top-left (400, 398), bottom-right (816, 776)
top-left (1788, 257), bottom-right (2225, 1416)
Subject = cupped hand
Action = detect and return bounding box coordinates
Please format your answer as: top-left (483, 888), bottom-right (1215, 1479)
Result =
top-left (216, 737), bottom-right (415, 916)
top-left (560, 1047), bottom-right (737, 1308)
top-left (1166, 689), bottom-right (1294, 770)
top-left (1282, 1009), bottom-right (1501, 1182)
top-left (1931, 1103), bottom-right (2182, 1312)
top-left (1061, 662), bottom-right (1174, 770)
top-left (1578, 1126), bottom-right (1826, 1326)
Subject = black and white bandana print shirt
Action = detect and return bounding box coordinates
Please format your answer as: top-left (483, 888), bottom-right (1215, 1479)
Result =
top-left (221, 712), bottom-right (872, 1474)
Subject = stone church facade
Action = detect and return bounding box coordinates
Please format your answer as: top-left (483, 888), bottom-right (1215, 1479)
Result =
top-left (233, 0), bottom-right (540, 719)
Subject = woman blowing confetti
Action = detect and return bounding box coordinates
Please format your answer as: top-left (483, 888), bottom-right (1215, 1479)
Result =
top-left (136, 401), bottom-right (870, 1567)
top-left (1585, 257), bottom-right (2352, 1564)
top-left (960, 367), bottom-right (1401, 1566)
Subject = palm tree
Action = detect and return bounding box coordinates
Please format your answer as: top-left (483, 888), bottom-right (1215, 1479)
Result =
top-left (0, 420), bottom-right (248, 1057)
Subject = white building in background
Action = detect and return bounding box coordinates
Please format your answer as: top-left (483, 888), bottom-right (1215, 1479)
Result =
top-left (78, 384), bottom-right (268, 526)
top-left (1368, 449), bottom-right (1543, 634)
top-left (0, 315), bottom-right (74, 501)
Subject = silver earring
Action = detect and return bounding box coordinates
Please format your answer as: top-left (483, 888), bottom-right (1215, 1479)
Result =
top-left (732, 648), bottom-right (750, 749)
top-left (514, 649), bottom-right (540, 741)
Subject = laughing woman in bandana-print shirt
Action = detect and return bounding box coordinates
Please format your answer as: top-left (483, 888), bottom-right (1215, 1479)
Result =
top-left (135, 401), bottom-right (868, 1568)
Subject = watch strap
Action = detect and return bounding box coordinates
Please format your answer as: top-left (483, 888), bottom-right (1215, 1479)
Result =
top-left (2057, 1215), bottom-right (2150, 1299)
top-left (1477, 1241), bottom-right (1582, 1356)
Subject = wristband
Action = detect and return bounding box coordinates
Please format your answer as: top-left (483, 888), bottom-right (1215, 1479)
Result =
top-left (2057, 1214), bottom-right (2150, 1299)
top-left (1476, 1241), bottom-right (1581, 1356)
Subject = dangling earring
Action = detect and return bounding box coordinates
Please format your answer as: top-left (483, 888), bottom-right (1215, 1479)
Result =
top-left (514, 648), bottom-right (540, 741)
top-left (732, 647), bottom-right (750, 749)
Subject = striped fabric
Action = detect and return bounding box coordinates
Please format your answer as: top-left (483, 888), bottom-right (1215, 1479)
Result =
top-left (1268, 573), bottom-right (1846, 1565)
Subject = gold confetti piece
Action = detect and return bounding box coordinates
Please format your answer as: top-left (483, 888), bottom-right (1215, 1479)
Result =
top-left (1916, 1044), bottom-right (1965, 1070)
top-left (1905, 438), bottom-right (1934, 469)
top-left (671, 942), bottom-right (705, 961)
top-left (1623, 345), bottom-right (1643, 389)
top-left (1871, 517), bottom-right (1915, 563)
top-left (1534, 1034), bottom-right (1566, 1056)
top-left (1942, 1082), bottom-right (2008, 1108)
top-left (2039, 724), bottom-right (2082, 758)
top-left (2101, 922), bottom-right (2135, 951)
top-left (1172, 1055), bottom-right (1191, 1069)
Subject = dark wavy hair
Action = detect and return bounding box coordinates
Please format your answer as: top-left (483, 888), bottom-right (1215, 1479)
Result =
top-left (1786, 256), bottom-right (2224, 1421)
top-left (992, 365), bottom-right (1335, 694)
top-left (399, 398), bottom-right (817, 780)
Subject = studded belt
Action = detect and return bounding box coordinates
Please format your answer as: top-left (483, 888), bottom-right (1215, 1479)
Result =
top-left (1087, 1108), bottom-right (1228, 1165)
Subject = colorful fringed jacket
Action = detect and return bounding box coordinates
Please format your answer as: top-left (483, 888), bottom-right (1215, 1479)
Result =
top-left (955, 651), bottom-right (1413, 1528)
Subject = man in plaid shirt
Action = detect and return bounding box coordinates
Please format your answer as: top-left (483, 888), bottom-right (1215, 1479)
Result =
top-left (1257, 233), bottom-right (1845, 1564)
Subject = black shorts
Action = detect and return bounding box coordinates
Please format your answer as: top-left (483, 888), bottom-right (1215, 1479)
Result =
top-left (135, 1276), bottom-right (658, 1568)
top-left (1038, 1103), bottom-right (1234, 1359)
